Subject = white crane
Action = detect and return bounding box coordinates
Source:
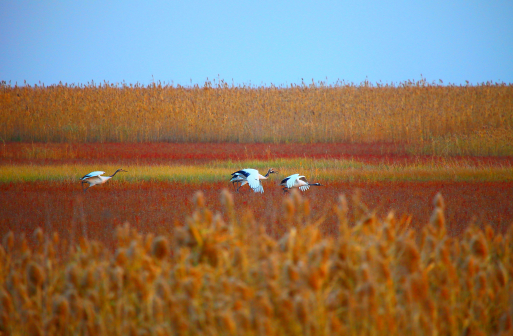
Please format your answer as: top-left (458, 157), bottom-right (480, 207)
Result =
top-left (230, 168), bottom-right (278, 193)
top-left (280, 174), bottom-right (323, 192)
top-left (80, 169), bottom-right (127, 192)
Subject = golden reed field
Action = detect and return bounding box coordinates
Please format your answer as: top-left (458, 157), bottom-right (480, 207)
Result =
top-left (1, 81), bottom-right (513, 335)
top-left (1, 80), bottom-right (512, 155)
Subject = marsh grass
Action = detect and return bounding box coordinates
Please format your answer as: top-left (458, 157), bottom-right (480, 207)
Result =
top-left (415, 129), bottom-right (513, 156)
top-left (1, 79), bottom-right (512, 155)
top-left (1, 158), bottom-right (512, 183)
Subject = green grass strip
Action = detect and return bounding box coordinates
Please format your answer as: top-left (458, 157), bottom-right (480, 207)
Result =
top-left (1, 158), bottom-right (512, 183)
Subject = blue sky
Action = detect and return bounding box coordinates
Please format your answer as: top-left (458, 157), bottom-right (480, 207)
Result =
top-left (1, 1), bottom-right (512, 86)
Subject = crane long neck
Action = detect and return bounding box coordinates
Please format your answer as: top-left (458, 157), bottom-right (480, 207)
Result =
top-left (109, 170), bottom-right (121, 178)
top-left (264, 169), bottom-right (271, 177)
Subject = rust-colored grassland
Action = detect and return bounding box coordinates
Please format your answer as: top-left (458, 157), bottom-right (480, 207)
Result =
top-left (2, 181), bottom-right (513, 244)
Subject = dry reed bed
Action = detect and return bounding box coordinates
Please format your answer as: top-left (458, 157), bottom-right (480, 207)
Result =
top-left (1, 191), bottom-right (511, 335)
top-left (1, 80), bottom-right (512, 155)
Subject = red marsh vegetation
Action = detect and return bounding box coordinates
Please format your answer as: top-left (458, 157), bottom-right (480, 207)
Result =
top-left (2, 142), bottom-right (513, 166)
top-left (2, 181), bottom-right (512, 248)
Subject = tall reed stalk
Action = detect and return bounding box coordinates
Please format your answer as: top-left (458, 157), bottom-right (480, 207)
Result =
top-left (1, 79), bottom-right (511, 155)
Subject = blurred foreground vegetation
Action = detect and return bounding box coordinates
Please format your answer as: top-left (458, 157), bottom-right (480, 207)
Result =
top-left (1, 191), bottom-right (512, 335)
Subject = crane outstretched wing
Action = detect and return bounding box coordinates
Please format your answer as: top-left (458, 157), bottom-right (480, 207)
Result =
top-left (231, 170), bottom-right (251, 178)
top-left (298, 176), bottom-right (309, 191)
top-left (81, 171), bottom-right (105, 180)
top-left (280, 177), bottom-right (290, 185)
top-left (247, 174), bottom-right (264, 193)
top-left (286, 174), bottom-right (300, 189)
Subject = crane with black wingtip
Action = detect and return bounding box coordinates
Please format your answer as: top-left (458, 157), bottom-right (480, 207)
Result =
top-left (230, 168), bottom-right (278, 193)
top-left (280, 173), bottom-right (322, 193)
top-left (80, 169), bottom-right (127, 192)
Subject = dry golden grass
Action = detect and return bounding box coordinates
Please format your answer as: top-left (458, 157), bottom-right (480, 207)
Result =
top-left (1, 80), bottom-right (512, 155)
top-left (1, 159), bottom-right (513, 183)
top-left (1, 191), bottom-right (512, 335)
